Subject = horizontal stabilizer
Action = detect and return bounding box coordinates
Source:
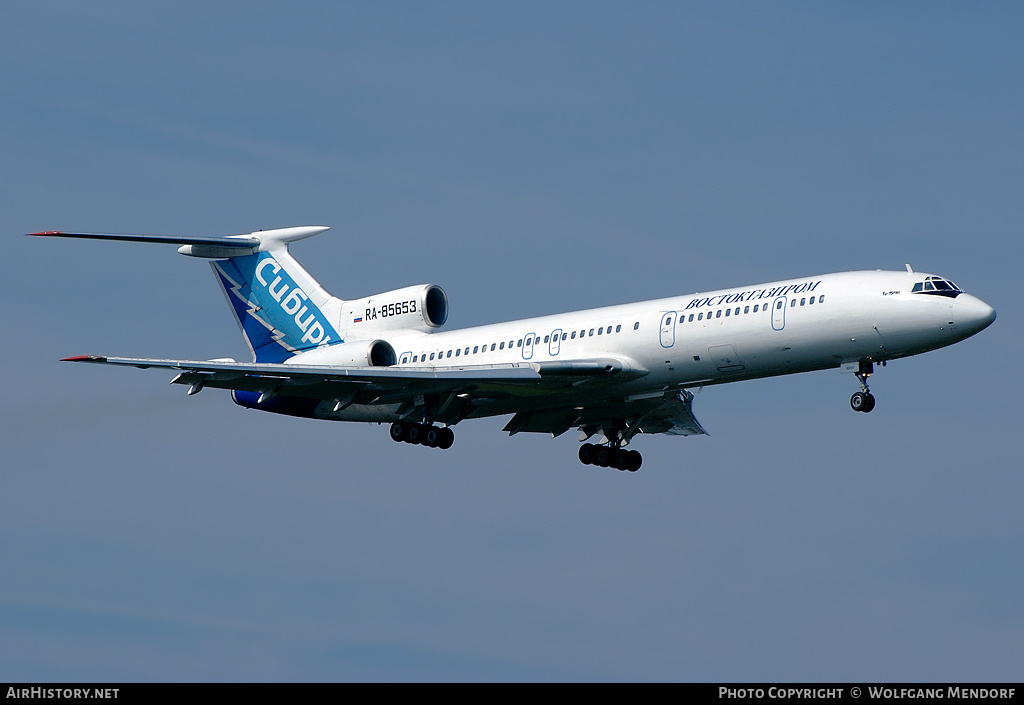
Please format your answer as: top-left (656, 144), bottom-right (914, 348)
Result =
top-left (28, 231), bottom-right (261, 248)
top-left (27, 226), bottom-right (329, 258)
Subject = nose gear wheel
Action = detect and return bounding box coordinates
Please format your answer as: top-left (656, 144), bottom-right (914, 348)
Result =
top-left (850, 361), bottom-right (877, 413)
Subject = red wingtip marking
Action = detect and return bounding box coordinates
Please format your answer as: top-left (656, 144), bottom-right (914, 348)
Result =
top-left (27, 231), bottom-right (64, 236)
top-left (62, 355), bottom-right (105, 362)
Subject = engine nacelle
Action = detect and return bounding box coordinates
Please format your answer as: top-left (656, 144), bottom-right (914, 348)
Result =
top-left (340, 284), bottom-right (448, 334)
top-left (287, 338), bottom-right (396, 367)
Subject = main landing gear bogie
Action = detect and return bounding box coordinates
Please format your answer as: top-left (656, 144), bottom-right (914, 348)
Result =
top-left (390, 420), bottom-right (454, 449)
top-left (578, 443), bottom-right (643, 472)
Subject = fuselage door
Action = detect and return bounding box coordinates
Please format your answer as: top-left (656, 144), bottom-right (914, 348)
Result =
top-left (660, 311), bottom-right (677, 348)
top-left (549, 329), bottom-right (562, 356)
top-left (523, 332), bottom-right (536, 360)
top-left (772, 297), bottom-right (787, 331)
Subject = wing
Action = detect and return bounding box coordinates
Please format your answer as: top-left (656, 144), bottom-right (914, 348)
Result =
top-left (63, 354), bottom-right (706, 438)
top-left (61, 355), bottom-right (671, 430)
top-left (63, 353), bottom-right (542, 398)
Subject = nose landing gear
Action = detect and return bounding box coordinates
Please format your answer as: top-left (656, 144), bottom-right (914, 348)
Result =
top-left (850, 360), bottom-right (876, 413)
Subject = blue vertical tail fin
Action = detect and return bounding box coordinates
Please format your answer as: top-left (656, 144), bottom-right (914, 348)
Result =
top-left (202, 228), bottom-right (344, 362)
top-left (28, 226), bottom-right (344, 363)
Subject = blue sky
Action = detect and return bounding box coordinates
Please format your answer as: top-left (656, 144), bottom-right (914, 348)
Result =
top-left (2, 2), bottom-right (1022, 681)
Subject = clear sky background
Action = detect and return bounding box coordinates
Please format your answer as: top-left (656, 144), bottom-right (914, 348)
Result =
top-left (2, 1), bottom-right (1021, 681)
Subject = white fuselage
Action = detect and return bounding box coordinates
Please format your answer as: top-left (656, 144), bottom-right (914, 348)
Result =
top-left (285, 269), bottom-right (995, 424)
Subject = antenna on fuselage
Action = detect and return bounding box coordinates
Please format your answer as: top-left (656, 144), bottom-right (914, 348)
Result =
top-left (905, 263), bottom-right (914, 274)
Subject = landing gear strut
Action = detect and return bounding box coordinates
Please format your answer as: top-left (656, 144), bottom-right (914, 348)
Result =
top-left (390, 420), bottom-right (454, 449)
top-left (850, 361), bottom-right (876, 413)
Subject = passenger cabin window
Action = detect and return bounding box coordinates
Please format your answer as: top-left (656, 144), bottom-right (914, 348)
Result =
top-left (616, 325), bottom-right (621, 332)
top-left (634, 322), bottom-right (639, 330)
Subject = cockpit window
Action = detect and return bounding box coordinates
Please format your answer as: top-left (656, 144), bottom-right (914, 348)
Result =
top-left (912, 276), bottom-right (961, 298)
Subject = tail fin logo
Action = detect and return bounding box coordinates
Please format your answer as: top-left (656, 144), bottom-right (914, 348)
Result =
top-left (254, 257), bottom-right (333, 345)
top-left (213, 252), bottom-right (340, 362)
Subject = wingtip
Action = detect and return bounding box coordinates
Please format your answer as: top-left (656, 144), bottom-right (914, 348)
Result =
top-left (61, 355), bottom-right (107, 362)
top-left (27, 231), bottom-right (64, 237)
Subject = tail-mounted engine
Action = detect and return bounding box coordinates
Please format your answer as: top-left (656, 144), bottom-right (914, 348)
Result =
top-left (340, 284), bottom-right (448, 335)
top-left (287, 338), bottom-right (397, 367)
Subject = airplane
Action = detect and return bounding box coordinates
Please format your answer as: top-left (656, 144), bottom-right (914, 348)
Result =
top-left (30, 225), bottom-right (996, 472)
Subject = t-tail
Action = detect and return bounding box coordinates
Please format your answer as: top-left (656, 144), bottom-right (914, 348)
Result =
top-left (28, 226), bottom-right (344, 362)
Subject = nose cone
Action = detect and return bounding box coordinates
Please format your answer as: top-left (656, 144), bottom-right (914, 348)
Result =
top-left (953, 294), bottom-right (996, 336)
